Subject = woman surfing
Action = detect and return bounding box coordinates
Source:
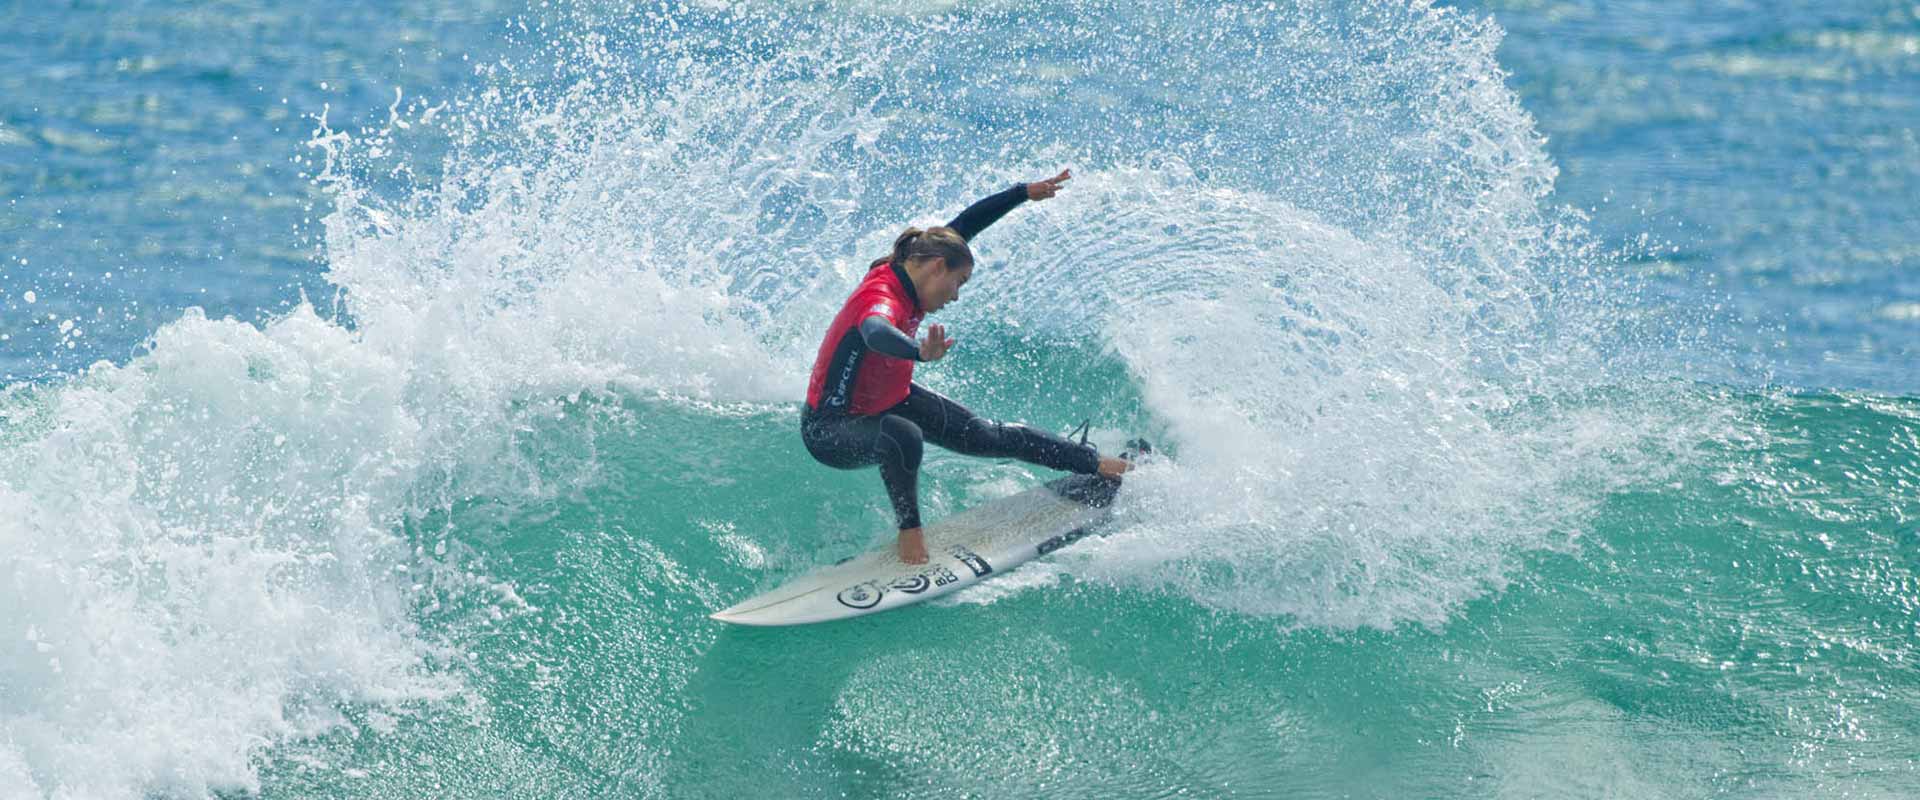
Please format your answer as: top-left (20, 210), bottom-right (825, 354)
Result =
top-left (801, 170), bottom-right (1132, 564)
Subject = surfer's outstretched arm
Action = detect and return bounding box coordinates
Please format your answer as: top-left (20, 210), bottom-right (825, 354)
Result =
top-left (945, 169), bottom-right (1072, 241)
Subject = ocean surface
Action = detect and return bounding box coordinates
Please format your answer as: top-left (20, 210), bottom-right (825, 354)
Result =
top-left (2, 0), bottom-right (1917, 797)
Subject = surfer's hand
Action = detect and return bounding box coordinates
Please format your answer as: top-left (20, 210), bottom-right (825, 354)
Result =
top-left (918, 324), bottom-right (955, 362)
top-left (897, 528), bottom-right (929, 564)
top-left (1026, 169), bottom-right (1071, 200)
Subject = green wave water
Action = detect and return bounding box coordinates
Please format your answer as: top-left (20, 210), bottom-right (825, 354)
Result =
top-left (235, 386), bottom-right (1919, 798)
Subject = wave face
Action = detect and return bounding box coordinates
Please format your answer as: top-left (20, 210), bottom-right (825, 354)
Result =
top-left (3, 1), bottom-right (1914, 798)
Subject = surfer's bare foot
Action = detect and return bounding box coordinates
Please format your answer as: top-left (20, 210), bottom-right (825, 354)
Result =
top-left (1097, 456), bottom-right (1132, 479)
top-left (897, 528), bottom-right (929, 564)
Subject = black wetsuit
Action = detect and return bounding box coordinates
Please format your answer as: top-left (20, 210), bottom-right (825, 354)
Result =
top-left (800, 184), bottom-right (1101, 530)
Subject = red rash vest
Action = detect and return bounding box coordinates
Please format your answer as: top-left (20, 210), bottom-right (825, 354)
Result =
top-left (805, 261), bottom-right (923, 415)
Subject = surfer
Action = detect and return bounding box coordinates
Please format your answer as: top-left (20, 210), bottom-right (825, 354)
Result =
top-left (801, 170), bottom-right (1131, 565)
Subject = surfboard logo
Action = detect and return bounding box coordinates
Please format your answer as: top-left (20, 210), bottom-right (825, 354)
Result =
top-left (835, 565), bottom-right (959, 609)
top-left (888, 566), bottom-right (956, 595)
top-left (949, 545), bottom-right (992, 577)
top-left (1035, 526), bottom-right (1094, 556)
top-left (836, 581), bottom-right (884, 609)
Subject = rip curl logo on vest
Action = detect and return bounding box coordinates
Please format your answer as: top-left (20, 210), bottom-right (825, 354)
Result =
top-left (828, 347), bottom-right (861, 407)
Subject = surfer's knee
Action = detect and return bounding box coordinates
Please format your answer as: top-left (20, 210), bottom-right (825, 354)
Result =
top-left (877, 415), bottom-right (924, 472)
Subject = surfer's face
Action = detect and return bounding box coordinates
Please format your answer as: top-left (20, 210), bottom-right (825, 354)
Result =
top-left (923, 260), bottom-right (972, 313)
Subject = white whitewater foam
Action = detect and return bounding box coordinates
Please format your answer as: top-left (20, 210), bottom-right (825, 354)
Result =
top-left (1, 308), bottom-right (451, 798)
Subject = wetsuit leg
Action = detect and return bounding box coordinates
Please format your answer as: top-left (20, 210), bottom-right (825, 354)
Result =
top-left (801, 409), bottom-right (927, 529)
top-left (893, 384), bottom-right (1101, 475)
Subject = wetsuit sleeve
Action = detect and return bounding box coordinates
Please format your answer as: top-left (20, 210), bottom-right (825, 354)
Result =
top-left (945, 183), bottom-right (1028, 241)
top-left (859, 315), bottom-right (922, 361)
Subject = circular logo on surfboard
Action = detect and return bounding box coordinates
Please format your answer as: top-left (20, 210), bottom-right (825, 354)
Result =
top-left (836, 582), bottom-right (883, 609)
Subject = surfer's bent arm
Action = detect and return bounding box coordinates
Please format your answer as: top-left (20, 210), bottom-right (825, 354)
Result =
top-left (945, 184), bottom-right (1029, 242)
top-left (859, 316), bottom-right (922, 361)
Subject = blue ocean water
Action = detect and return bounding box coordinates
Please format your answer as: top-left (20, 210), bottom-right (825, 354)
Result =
top-left (1, 1), bottom-right (1916, 797)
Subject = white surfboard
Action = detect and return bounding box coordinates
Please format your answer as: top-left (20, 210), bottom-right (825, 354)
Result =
top-left (711, 472), bottom-right (1123, 626)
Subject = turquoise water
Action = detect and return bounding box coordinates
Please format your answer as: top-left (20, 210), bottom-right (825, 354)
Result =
top-left (3, 1), bottom-right (1918, 797)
